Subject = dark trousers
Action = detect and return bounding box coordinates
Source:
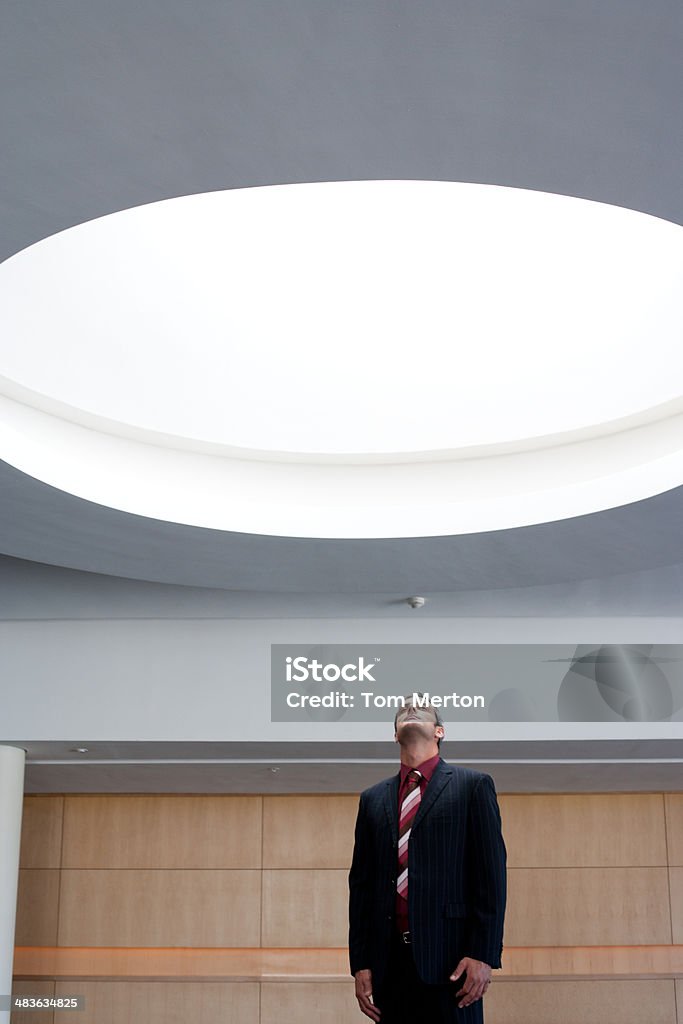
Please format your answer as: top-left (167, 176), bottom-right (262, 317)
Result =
top-left (376, 934), bottom-right (484, 1024)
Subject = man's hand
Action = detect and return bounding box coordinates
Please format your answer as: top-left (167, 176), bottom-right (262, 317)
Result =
top-left (354, 968), bottom-right (381, 1021)
top-left (449, 957), bottom-right (492, 1008)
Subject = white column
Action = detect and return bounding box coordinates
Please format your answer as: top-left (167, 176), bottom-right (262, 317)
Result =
top-left (0, 746), bottom-right (25, 1024)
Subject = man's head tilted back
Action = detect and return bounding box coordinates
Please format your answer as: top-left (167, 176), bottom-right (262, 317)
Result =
top-left (393, 693), bottom-right (445, 750)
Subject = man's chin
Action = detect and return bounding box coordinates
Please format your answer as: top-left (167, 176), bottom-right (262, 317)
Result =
top-left (399, 721), bottom-right (430, 738)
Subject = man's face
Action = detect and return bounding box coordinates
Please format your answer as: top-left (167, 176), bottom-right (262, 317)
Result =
top-left (394, 703), bottom-right (444, 745)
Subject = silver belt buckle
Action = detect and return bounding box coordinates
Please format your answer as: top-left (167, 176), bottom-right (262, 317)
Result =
top-left (401, 930), bottom-right (411, 944)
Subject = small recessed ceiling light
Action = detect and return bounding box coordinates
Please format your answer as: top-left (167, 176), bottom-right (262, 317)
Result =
top-left (71, 747), bottom-right (89, 753)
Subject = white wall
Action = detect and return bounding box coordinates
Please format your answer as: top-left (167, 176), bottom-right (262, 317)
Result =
top-left (2, 617), bottom-right (682, 743)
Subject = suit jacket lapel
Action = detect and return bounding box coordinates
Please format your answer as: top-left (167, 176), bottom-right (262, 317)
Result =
top-left (412, 760), bottom-right (452, 832)
top-left (383, 773), bottom-right (400, 844)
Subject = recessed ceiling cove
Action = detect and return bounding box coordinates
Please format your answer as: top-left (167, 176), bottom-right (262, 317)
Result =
top-left (1, 180), bottom-right (682, 539)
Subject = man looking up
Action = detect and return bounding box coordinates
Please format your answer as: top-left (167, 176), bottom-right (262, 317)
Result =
top-left (349, 695), bottom-right (506, 1023)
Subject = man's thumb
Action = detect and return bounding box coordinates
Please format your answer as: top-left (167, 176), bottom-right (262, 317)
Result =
top-left (449, 959), bottom-right (466, 981)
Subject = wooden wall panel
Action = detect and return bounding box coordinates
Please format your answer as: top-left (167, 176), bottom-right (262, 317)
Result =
top-left (262, 870), bottom-right (347, 947)
top-left (665, 795), bottom-right (683, 866)
top-left (62, 795), bottom-right (262, 868)
top-left (12, 787), bottom-right (682, 1024)
top-left (51, 982), bottom-right (259, 1024)
top-left (57, 870), bottom-right (261, 947)
top-left (260, 980), bottom-right (678, 1024)
top-left (19, 797), bottom-right (63, 869)
top-left (261, 982), bottom-right (356, 1024)
top-left (15, 870), bottom-right (60, 946)
top-left (677, 980), bottom-right (683, 1024)
top-left (499, 944), bottom-right (683, 979)
top-left (484, 980), bottom-right (676, 1024)
top-left (500, 794), bottom-right (667, 867)
top-left (506, 867), bottom-right (672, 946)
top-left (669, 867), bottom-right (683, 944)
top-left (263, 795), bottom-right (357, 869)
top-left (10, 980), bottom-right (55, 1024)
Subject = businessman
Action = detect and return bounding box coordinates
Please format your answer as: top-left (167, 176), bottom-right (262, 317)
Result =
top-left (348, 696), bottom-right (506, 1022)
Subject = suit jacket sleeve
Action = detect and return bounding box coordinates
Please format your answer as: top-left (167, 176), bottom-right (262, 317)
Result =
top-left (348, 792), bottom-right (372, 975)
top-left (464, 773), bottom-right (507, 969)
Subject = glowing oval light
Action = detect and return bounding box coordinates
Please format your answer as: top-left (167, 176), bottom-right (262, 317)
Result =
top-left (0, 180), bottom-right (682, 538)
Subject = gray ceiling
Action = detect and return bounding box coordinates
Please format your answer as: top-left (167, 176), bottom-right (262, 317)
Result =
top-left (20, 758), bottom-right (683, 795)
top-left (1, 0), bottom-right (683, 603)
top-left (3, 552), bottom-right (683, 618)
top-left (15, 739), bottom-right (683, 793)
top-left (3, 0), bottom-right (683, 264)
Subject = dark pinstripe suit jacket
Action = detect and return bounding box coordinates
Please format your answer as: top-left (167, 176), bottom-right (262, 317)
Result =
top-left (348, 759), bottom-right (506, 992)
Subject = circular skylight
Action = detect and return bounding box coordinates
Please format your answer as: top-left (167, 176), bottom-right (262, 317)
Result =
top-left (2, 180), bottom-right (682, 456)
top-left (0, 181), bottom-right (682, 538)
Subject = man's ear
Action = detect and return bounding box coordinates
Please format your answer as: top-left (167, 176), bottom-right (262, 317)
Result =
top-left (435, 725), bottom-right (445, 741)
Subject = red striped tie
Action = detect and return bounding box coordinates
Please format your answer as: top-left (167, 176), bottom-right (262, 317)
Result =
top-left (397, 769), bottom-right (422, 902)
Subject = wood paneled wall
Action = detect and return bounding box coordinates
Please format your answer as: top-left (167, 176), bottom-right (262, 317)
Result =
top-left (13, 792), bottom-right (683, 1024)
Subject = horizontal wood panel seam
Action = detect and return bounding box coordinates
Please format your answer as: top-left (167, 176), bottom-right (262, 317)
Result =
top-left (27, 792), bottom-right (679, 796)
top-left (13, 946), bottom-right (683, 982)
top-left (34, 864), bottom-right (677, 869)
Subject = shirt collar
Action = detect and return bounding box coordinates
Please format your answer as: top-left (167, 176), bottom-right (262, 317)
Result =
top-left (399, 752), bottom-right (441, 786)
